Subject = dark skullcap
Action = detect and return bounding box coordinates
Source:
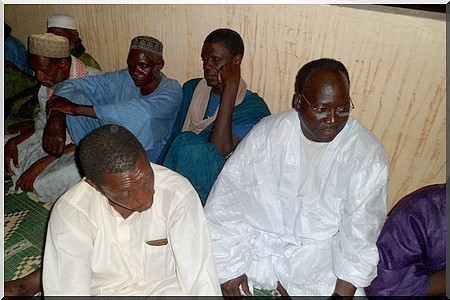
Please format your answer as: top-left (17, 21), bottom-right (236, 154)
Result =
top-left (130, 36), bottom-right (163, 58)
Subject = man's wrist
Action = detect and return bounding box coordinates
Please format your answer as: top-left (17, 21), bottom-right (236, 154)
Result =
top-left (329, 292), bottom-right (345, 300)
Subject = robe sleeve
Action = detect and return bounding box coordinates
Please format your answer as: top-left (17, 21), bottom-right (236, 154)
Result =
top-left (93, 80), bottom-right (182, 141)
top-left (42, 199), bottom-right (95, 295)
top-left (55, 70), bottom-right (117, 106)
top-left (331, 146), bottom-right (389, 288)
top-left (204, 120), bottom-right (286, 289)
top-left (168, 188), bottom-right (222, 295)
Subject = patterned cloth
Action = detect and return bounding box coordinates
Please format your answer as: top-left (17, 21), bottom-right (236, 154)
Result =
top-left (4, 181), bottom-right (51, 281)
top-left (47, 55), bottom-right (87, 100)
top-left (4, 66), bottom-right (40, 130)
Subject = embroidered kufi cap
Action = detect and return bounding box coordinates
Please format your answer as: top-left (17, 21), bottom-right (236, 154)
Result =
top-left (48, 14), bottom-right (77, 30)
top-left (28, 33), bottom-right (70, 58)
top-left (130, 36), bottom-right (163, 58)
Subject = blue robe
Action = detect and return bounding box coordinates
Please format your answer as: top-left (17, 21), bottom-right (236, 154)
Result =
top-left (55, 70), bottom-right (183, 162)
top-left (5, 35), bottom-right (32, 75)
top-left (163, 78), bottom-right (271, 204)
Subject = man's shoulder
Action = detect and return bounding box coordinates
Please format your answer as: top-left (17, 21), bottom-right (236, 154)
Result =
top-left (53, 179), bottom-right (97, 213)
top-left (152, 163), bottom-right (194, 192)
top-left (151, 163), bottom-right (200, 205)
top-left (334, 118), bottom-right (388, 168)
top-left (254, 109), bottom-right (296, 129)
top-left (389, 183), bottom-right (446, 219)
top-left (344, 118), bottom-right (385, 150)
top-left (159, 73), bottom-right (182, 91)
top-left (237, 109), bottom-right (296, 145)
top-left (183, 78), bottom-right (202, 88)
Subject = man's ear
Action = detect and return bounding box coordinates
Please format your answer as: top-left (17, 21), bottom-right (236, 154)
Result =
top-left (292, 93), bottom-right (301, 110)
top-left (233, 55), bottom-right (242, 66)
top-left (59, 58), bottom-right (71, 72)
top-left (156, 58), bottom-right (165, 70)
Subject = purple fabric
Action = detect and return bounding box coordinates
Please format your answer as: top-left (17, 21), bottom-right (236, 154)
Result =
top-left (365, 183), bottom-right (446, 296)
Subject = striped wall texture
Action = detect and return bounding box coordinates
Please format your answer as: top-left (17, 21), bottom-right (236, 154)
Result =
top-left (5, 4), bottom-right (446, 212)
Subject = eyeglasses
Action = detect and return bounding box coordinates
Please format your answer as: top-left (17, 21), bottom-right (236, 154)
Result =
top-left (299, 93), bottom-right (354, 118)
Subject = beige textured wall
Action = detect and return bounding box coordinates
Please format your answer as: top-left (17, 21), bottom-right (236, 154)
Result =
top-left (5, 4), bottom-right (446, 211)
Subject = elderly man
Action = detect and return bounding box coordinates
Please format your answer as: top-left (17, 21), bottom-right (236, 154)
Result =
top-left (4, 33), bottom-right (101, 203)
top-left (44, 35), bottom-right (182, 164)
top-left (42, 124), bottom-right (221, 295)
top-left (204, 58), bottom-right (389, 297)
top-left (47, 14), bottom-right (101, 70)
top-left (163, 28), bottom-right (270, 204)
top-left (4, 33), bottom-right (101, 297)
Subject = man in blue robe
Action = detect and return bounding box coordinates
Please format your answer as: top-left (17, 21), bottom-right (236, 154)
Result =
top-left (163, 29), bottom-right (271, 204)
top-left (44, 36), bottom-right (183, 163)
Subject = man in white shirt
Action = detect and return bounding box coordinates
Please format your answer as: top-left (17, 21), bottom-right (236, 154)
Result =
top-left (43, 124), bottom-right (221, 295)
top-left (205, 58), bottom-right (389, 298)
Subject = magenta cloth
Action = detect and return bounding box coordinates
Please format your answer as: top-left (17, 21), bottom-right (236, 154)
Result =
top-left (365, 183), bottom-right (446, 296)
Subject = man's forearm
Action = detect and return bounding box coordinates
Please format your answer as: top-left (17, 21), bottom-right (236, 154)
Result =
top-left (72, 104), bottom-right (97, 118)
top-left (9, 126), bottom-right (35, 145)
top-left (333, 278), bottom-right (356, 299)
top-left (427, 269), bottom-right (446, 296)
top-left (210, 84), bottom-right (239, 156)
top-left (47, 95), bottom-right (97, 118)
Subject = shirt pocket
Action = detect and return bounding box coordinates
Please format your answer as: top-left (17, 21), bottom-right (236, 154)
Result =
top-left (143, 241), bottom-right (175, 282)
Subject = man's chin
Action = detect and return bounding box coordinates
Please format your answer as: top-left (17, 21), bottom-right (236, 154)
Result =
top-left (205, 79), bottom-right (218, 87)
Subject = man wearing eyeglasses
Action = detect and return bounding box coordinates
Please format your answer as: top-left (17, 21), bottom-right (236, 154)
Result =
top-left (204, 58), bottom-right (389, 298)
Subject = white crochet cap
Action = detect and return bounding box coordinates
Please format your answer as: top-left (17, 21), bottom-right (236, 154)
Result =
top-left (28, 33), bottom-right (70, 58)
top-left (47, 14), bottom-right (77, 30)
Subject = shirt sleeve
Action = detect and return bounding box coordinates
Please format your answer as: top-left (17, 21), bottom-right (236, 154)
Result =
top-left (94, 78), bottom-right (182, 161)
top-left (331, 146), bottom-right (389, 288)
top-left (93, 83), bottom-right (182, 140)
top-left (55, 71), bottom-right (117, 106)
top-left (167, 188), bottom-right (222, 295)
top-left (42, 199), bottom-right (95, 295)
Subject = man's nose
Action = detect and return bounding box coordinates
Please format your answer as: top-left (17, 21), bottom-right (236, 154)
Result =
top-left (134, 187), bottom-right (153, 204)
top-left (325, 109), bottom-right (338, 124)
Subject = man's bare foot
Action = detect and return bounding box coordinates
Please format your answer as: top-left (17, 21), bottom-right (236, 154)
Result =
top-left (4, 268), bottom-right (42, 297)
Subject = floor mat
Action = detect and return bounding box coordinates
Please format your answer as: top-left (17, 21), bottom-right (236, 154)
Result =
top-left (4, 180), bottom-right (52, 281)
